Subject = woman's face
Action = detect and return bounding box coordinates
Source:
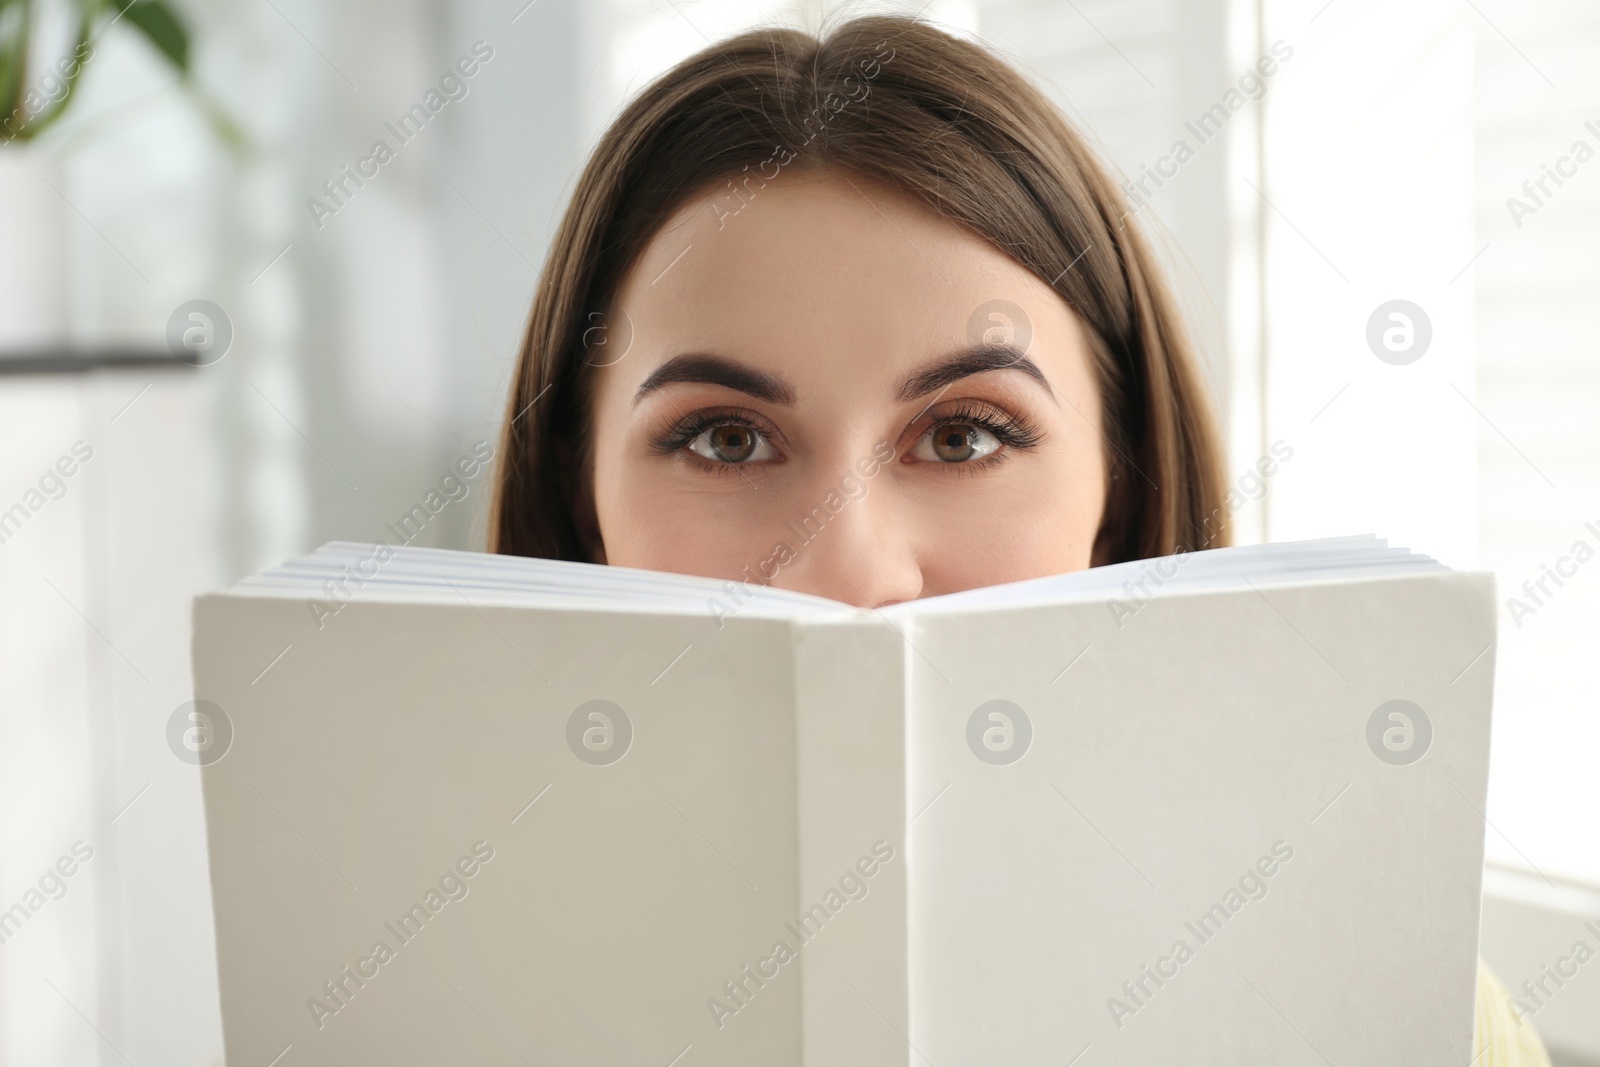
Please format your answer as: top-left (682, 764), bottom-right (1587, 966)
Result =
top-left (585, 168), bottom-right (1107, 607)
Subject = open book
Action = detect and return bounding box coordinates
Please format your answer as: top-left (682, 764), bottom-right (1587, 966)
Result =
top-left (192, 536), bottom-right (1494, 1066)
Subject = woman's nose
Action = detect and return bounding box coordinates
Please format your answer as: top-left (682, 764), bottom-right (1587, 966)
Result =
top-left (770, 476), bottom-right (923, 609)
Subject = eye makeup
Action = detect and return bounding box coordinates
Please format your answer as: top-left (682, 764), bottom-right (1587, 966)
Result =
top-left (643, 394), bottom-right (1047, 477)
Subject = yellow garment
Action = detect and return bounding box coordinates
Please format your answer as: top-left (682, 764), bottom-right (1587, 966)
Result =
top-left (1476, 958), bottom-right (1553, 1066)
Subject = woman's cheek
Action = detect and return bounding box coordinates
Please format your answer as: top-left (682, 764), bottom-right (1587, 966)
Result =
top-left (598, 472), bottom-right (789, 580)
top-left (907, 474), bottom-right (1094, 590)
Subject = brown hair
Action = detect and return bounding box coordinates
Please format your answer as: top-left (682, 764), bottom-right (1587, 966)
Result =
top-left (490, 15), bottom-right (1229, 565)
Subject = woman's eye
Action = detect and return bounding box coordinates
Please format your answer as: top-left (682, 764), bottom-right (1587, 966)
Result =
top-left (912, 421), bottom-right (1003, 463)
top-left (687, 422), bottom-right (777, 464)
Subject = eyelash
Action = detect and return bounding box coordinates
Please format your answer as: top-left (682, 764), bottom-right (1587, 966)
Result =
top-left (648, 409), bottom-right (780, 476)
top-left (922, 401), bottom-right (1045, 472)
top-left (648, 401), bottom-right (1045, 475)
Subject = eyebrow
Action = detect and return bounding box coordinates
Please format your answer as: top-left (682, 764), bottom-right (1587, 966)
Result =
top-left (630, 343), bottom-right (1053, 407)
top-left (633, 354), bottom-right (797, 407)
top-left (894, 344), bottom-right (1053, 404)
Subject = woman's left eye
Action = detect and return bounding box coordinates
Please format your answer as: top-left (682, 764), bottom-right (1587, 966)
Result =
top-left (686, 422), bottom-right (778, 464)
top-left (910, 421), bottom-right (1003, 463)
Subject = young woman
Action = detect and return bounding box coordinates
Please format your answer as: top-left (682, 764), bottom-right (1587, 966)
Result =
top-left (489, 15), bottom-right (1547, 1064)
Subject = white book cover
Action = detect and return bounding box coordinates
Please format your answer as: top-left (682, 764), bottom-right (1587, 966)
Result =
top-left (189, 536), bottom-right (1495, 1066)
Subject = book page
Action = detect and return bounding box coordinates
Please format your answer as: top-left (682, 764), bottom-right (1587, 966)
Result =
top-left (194, 593), bottom-right (813, 1065)
top-left (899, 569), bottom-right (1494, 1064)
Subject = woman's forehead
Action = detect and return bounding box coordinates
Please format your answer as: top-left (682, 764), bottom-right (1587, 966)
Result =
top-left (607, 169), bottom-right (1088, 402)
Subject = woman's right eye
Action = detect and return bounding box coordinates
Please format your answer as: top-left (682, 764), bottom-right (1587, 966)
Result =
top-left (686, 422), bottom-right (777, 464)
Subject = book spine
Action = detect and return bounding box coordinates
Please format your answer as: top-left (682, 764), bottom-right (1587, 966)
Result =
top-left (791, 617), bottom-right (909, 1066)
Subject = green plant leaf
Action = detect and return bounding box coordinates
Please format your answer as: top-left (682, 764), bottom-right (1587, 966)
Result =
top-left (0, 0), bottom-right (32, 141)
top-left (1, 5), bottom-right (94, 144)
top-left (2, 0), bottom-right (243, 149)
top-left (114, 0), bottom-right (188, 74)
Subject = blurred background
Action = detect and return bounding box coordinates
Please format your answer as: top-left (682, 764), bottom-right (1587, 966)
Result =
top-left (0, 0), bottom-right (1596, 1062)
